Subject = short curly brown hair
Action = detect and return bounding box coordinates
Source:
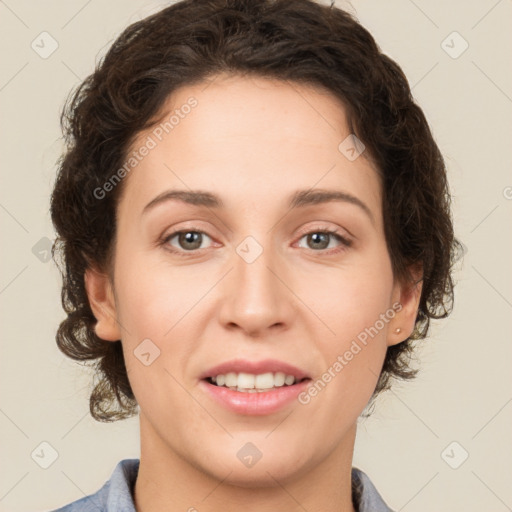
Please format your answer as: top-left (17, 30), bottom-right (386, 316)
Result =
top-left (50, 0), bottom-right (462, 422)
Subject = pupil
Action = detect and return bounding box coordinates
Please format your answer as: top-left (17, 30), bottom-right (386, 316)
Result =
top-left (310, 232), bottom-right (328, 249)
top-left (180, 231), bottom-right (201, 249)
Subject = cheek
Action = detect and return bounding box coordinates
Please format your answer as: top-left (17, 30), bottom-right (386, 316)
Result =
top-left (112, 253), bottom-right (208, 399)
top-left (114, 263), bottom-right (201, 418)
top-left (113, 252), bottom-right (204, 340)
top-left (303, 251), bottom-right (393, 394)
top-left (303, 250), bottom-right (394, 339)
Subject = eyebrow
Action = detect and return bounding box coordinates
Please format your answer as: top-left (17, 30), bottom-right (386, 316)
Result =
top-left (142, 188), bottom-right (374, 223)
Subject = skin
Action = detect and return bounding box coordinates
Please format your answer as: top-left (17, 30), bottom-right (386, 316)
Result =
top-left (85, 73), bottom-right (422, 512)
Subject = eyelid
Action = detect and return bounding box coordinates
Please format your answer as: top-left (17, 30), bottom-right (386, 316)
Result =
top-left (160, 222), bottom-right (353, 255)
top-left (294, 223), bottom-right (353, 246)
top-left (161, 225), bottom-right (214, 252)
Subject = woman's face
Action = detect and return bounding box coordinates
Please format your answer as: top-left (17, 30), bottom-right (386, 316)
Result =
top-left (87, 73), bottom-right (418, 485)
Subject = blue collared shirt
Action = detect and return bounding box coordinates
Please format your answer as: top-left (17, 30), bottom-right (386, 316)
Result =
top-left (50, 459), bottom-right (395, 511)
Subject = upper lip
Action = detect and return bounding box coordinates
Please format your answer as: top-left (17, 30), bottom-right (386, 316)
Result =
top-left (200, 358), bottom-right (311, 381)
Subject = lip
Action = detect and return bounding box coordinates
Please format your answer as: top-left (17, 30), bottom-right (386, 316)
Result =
top-left (199, 378), bottom-right (311, 416)
top-left (199, 358), bottom-right (311, 381)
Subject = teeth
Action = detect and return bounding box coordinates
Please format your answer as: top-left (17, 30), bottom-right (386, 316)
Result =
top-left (225, 372), bottom-right (238, 387)
top-left (238, 372), bottom-right (256, 389)
top-left (274, 372), bottom-right (286, 386)
top-left (210, 371), bottom-right (299, 391)
top-left (284, 374), bottom-right (295, 385)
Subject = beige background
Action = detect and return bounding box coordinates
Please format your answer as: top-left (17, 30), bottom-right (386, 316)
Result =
top-left (1, 0), bottom-right (511, 511)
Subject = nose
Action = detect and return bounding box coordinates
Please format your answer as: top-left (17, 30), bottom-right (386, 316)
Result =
top-left (218, 238), bottom-right (295, 337)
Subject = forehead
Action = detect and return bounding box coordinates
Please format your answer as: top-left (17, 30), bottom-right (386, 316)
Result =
top-left (119, 74), bottom-right (381, 221)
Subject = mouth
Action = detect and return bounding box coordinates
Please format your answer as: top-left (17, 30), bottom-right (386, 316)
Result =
top-left (198, 359), bottom-right (313, 415)
top-left (203, 372), bottom-right (311, 393)
top-left (200, 375), bottom-right (312, 416)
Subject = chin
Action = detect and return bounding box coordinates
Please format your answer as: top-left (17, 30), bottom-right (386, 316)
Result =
top-left (199, 446), bottom-right (312, 488)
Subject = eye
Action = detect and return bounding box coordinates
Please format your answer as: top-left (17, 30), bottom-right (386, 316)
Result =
top-left (162, 228), bottom-right (213, 254)
top-left (296, 227), bottom-right (352, 254)
top-left (160, 225), bottom-right (352, 256)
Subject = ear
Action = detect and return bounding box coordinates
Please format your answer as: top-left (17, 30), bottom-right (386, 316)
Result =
top-left (387, 264), bottom-right (423, 347)
top-left (84, 267), bottom-right (121, 341)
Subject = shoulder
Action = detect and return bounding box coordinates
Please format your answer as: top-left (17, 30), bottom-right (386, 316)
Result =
top-left (49, 459), bottom-right (140, 512)
top-left (351, 466), bottom-right (395, 512)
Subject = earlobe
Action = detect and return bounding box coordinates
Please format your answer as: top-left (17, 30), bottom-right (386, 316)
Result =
top-left (387, 266), bottom-right (423, 347)
top-left (84, 267), bottom-right (121, 341)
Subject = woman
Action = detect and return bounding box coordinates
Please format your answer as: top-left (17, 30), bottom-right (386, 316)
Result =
top-left (49, 0), bottom-right (461, 510)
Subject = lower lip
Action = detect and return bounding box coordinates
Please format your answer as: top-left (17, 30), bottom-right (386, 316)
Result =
top-left (199, 379), bottom-right (311, 416)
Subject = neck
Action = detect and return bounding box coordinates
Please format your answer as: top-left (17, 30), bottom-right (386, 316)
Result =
top-left (133, 415), bottom-right (358, 512)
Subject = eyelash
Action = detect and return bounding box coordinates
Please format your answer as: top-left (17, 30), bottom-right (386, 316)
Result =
top-left (160, 225), bottom-right (352, 258)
